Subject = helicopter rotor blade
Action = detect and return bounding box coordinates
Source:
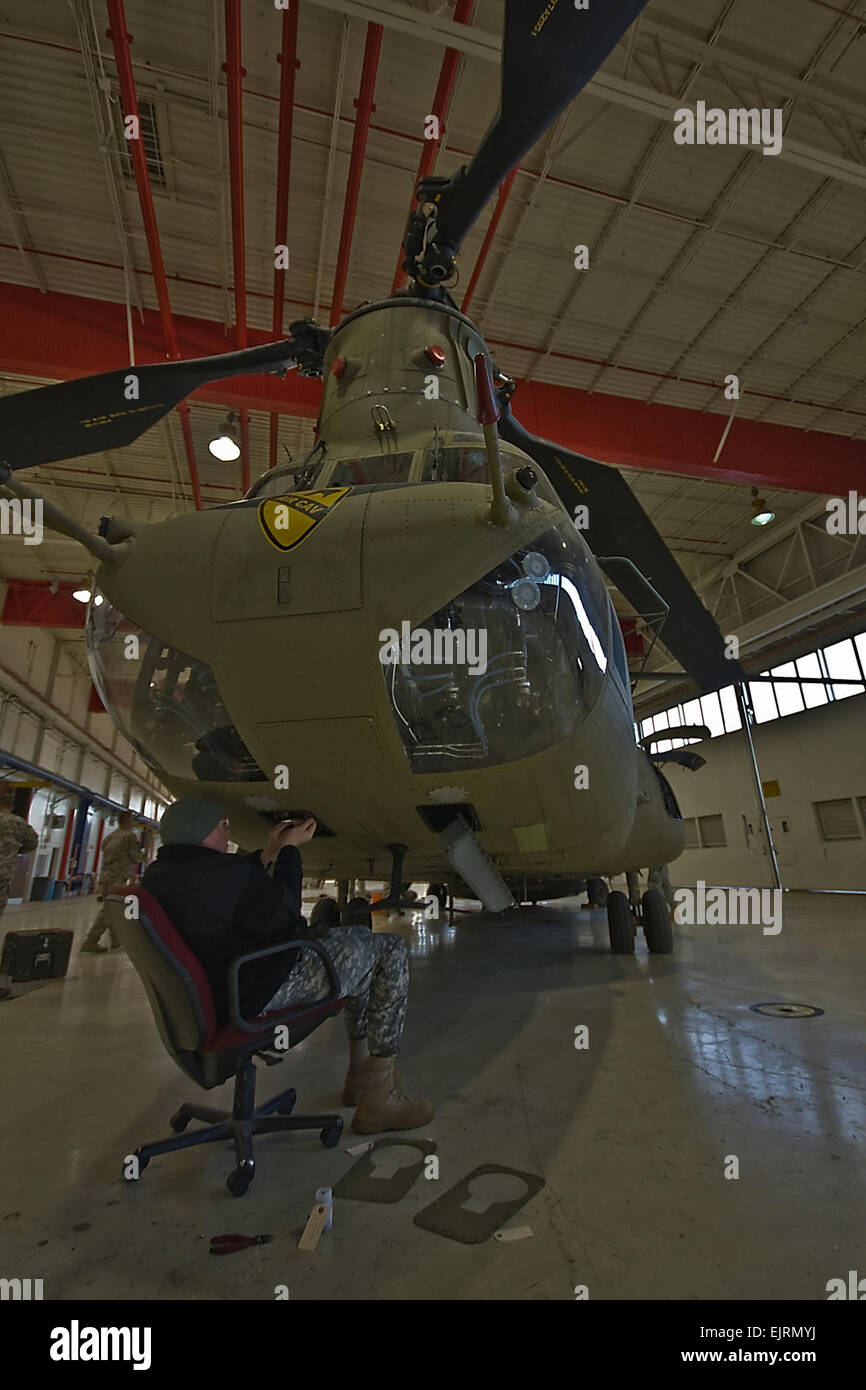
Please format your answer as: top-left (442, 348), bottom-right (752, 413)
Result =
top-left (0, 321), bottom-right (329, 473)
top-left (497, 399), bottom-right (746, 695)
top-left (406, 0), bottom-right (648, 283)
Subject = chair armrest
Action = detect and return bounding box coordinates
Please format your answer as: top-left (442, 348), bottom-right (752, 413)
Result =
top-left (227, 938), bottom-right (341, 1032)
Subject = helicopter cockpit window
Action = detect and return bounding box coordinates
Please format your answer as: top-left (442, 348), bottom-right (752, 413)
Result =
top-left (420, 446), bottom-right (488, 485)
top-left (86, 601), bottom-right (268, 783)
top-left (329, 453), bottom-right (415, 486)
top-left (381, 523), bottom-right (612, 773)
top-left (249, 450), bottom-right (326, 500)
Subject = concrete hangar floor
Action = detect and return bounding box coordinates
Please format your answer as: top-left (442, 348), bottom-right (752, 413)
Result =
top-left (1, 888), bottom-right (863, 1302)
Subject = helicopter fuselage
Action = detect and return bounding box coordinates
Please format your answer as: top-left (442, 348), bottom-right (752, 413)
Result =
top-left (85, 298), bottom-right (685, 889)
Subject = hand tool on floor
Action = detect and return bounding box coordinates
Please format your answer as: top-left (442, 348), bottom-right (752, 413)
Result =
top-left (209, 1233), bottom-right (273, 1256)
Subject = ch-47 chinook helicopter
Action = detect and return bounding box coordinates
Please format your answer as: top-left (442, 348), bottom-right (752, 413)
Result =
top-left (0, 0), bottom-right (745, 955)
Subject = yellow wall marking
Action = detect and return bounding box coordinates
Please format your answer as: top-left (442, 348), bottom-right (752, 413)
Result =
top-left (258, 487), bottom-right (350, 552)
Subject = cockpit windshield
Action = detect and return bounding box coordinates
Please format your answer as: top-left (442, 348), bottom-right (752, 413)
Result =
top-left (86, 602), bottom-right (267, 783)
top-left (380, 523), bottom-right (615, 772)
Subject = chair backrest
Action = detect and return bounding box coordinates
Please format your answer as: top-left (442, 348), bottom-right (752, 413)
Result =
top-left (107, 888), bottom-right (218, 1062)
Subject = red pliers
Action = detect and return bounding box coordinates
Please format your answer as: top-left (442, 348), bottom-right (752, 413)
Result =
top-left (209, 1233), bottom-right (273, 1256)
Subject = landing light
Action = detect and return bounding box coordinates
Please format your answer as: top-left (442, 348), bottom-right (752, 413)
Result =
top-left (72, 588), bottom-right (91, 603)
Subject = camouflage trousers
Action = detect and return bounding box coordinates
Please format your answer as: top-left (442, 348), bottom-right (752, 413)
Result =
top-left (263, 924), bottom-right (409, 1057)
top-left (83, 884), bottom-right (126, 948)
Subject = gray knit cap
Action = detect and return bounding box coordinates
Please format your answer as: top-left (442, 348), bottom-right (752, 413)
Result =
top-left (159, 796), bottom-right (226, 846)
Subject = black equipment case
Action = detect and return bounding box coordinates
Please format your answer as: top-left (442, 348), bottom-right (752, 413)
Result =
top-left (0, 929), bottom-right (73, 982)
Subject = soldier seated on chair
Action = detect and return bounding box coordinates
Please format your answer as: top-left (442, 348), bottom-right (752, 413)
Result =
top-left (140, 797), bottom-right (432, 1134)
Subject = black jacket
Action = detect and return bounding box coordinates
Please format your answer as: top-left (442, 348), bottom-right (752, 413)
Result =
top-left (140, 843), bottom-right (303, 1027)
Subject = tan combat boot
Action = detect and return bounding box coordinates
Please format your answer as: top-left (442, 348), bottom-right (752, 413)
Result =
top-left (342, 1038), bottom-right (370, 1106)
top-left (351, 1055), bottom-right (434, 1133)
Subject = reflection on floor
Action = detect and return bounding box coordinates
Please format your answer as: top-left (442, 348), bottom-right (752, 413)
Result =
top-left (1, 889), bottom-right (864, 1301)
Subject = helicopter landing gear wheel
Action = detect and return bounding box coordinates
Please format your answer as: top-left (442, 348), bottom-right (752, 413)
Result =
top-left (642, 889), bottom-right (674, 954)
top-left (607, 891), bottom-right (635, 954)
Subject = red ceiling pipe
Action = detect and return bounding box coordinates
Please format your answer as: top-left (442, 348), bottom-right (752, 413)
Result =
top-left (461, 167), bottom-right (517, 316)
top-left (269, 2), bottom-right (300, 471)
top-left (105, 0), bottom-right (202, 510)
top-left (224, 0), bottom-right (251, 492)
top-left (329, 23), bottom-right (383, 327)
top-left (391, 0), bottom-right (475, 295)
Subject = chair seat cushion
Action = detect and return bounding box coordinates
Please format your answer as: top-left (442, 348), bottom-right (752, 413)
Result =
top-left (201, 996), bottom-right (349, 1053)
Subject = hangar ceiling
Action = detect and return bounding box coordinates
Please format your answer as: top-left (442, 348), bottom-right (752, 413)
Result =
top-left (0, 0), bottom-right (864, 706)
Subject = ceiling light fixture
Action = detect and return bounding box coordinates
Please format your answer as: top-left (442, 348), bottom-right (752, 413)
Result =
top-left (208, 411), bottom-right (241, 462)
top-left (72, 588), bottom-right (92, 603)
top-left (750, 486), bottom-right (775, 527)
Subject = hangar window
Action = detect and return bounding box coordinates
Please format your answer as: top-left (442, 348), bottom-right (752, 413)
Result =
top-left (698, 814), bottom-right (727, 848)
top-left (114, 95), bottom-right (167, 189)
top-left (814, 798), bottom-right (860, 842)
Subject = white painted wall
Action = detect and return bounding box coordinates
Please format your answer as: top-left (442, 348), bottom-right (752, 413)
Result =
top-left (664, 693), bottom-right (866, 890)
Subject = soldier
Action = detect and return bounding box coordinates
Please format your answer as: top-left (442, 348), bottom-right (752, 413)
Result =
top-left (80, 810), bottom-right (141, 953)
top-left (0, 785), bottom-right (39, 920)
top-left (141, 797), bottom-right (433, 1134)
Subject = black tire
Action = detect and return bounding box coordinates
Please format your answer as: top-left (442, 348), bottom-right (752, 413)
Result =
top-left (320, 1123), bottom-right (342, 1148)
top-left (607, 891), bottom-right (635, 954)
top-left (276, 1088), bottom-right (297, 1116)
top-left (642, 889), bottom-right (674, 953)
top-left (169, 1111), bottom-right (189, 1133)
top-left (226, 1166), bottom-right (252, 1198)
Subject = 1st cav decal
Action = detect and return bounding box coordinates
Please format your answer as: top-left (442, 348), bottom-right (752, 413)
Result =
top-left (258, 488), bottom-right (350, 552)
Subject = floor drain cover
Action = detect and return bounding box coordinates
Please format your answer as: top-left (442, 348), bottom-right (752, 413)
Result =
top-left (750, 1002), bottom-right (824, 1019)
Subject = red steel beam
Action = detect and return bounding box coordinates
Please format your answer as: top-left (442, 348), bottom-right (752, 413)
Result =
top-left (269, 2), bottom-right (300, 470)
top-left (391, 0), bottom-right (475, 295)
top-left (105, 0), bottom-right (202, 510)
top-left (461, 167), bottom-right (517, 316)
top-left (2, 282), bottom-right (865, 495)
top-left (329, 23), bottom-right (383, 327)
top-left (224, 0), bottom-right (251, 492)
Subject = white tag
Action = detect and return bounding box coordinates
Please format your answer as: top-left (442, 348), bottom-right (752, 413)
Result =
top-left (298, 1204), bottom-right (328, 1252)
top-left (345, 1141), bottom-right (373, 1156)
top-left (494, 1225), bottom-right (534, 1242)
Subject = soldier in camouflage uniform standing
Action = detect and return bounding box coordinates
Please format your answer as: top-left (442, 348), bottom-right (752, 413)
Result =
top-left (81, 810), bottom-right (141, 953)
top-left (0, 785), bottom-right (39, 920)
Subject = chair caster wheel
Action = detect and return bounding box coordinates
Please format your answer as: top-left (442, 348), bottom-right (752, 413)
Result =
top-left (276, 1088), bottom-right (297, 1116)
top-left (169, 1111), bottom-right (190, 1133)
top-left (226, 1165), bottom-right (253, 1197)
top-left (320, 1123), bottom-right (342, 1148)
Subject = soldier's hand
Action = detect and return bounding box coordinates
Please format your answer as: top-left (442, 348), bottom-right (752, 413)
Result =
top-left (279, 817), bottom-right (316, 847)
